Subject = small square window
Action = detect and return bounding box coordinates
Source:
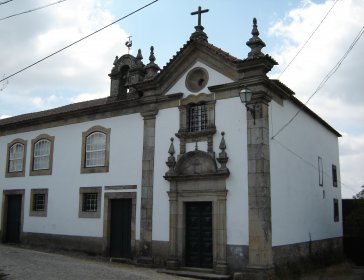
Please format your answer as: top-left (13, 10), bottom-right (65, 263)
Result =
top-left (79, 187), bottom-right (102, 218)
top-left (333, 199), bottom-right (339, 222)
top-left (29, 189), bottom-right (48, 217)
top-left (332, 165), bottom-right (338, 187)
top-left (33, 194), bottom-right (45, 211)
top-left (83, 193), bottom-right (98, 212)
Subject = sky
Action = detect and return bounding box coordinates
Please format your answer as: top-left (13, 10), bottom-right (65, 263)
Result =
top-left (0, 0), bottom-right (363, 198)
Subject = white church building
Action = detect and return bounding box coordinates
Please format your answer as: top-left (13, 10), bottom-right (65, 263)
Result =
top-left (0, 9), bottom-right (342, 278)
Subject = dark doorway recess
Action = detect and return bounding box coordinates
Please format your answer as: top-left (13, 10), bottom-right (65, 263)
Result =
top-left (5, 195), bottom-right (22, 243)
top-left (110, 199), bottom-right (132, 258)
top-left (185, 201), bottom-right (213, 268)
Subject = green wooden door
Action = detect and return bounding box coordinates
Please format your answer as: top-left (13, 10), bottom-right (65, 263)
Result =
top-left (110, 199), bottom-right (132, 258)
top-left (5, 195), bottom-right (22, 243)
top-left (185, 201), bottom-right (213, 268)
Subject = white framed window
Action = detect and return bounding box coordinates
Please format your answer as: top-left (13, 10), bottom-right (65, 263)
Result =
top-left (85, 132), bottom-right (106, 167)
top-left (9, 143), bottom-right (24, 172)
top-left (33, 139), bottom-right (51, 170)
top-left (83, 193), bottom-right (98, 212)
top-left (81, 126), bottom-right (110, 174)
top-left (79, 187), bottom-right (102, 218)
top-left (29, 188), bottom-right (48, 217)
top-left (6, 138), bottom-right (27, 178)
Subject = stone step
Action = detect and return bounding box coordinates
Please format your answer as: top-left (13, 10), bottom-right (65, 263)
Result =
top-left (158, 268), bottom-right (231, 280)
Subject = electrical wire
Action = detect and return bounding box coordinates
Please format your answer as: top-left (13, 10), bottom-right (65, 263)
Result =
top-left (272, 137), bottom-right (358, 194)
top-left (277, 0), bottom-right (338, 79)
top-left (0, 0), bottom-right (159, 84)
top-left (0, 0), bottom-right (66, 21)
top-left (272, 25), bottom-right (364, 140)
top-left (0, 0), bottom-right (13, 5)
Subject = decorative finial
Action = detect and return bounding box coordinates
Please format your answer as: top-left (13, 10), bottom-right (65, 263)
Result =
top-left (168, 137), bottom-right (175, 156)
top-left (145, 46), bottom-right (160, 79)
top-left (165, 137), bottom-right (176, 176)
top-left (136, 49), bottom-right (143, 60)
top-left (190, 6), bottom-right (209, 41)
top-left (149, 46), bottom-right (156, 63)
top-left (246, 18), bottom-right (266, 59)
top-left (125, 36), bottom-right (132, 54)
top-left (219, 132), bottom-right (226, 151)
top-left (217, 132), bottom-right (229, 172)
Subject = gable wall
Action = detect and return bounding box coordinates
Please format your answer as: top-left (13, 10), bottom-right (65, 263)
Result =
top-left (165, 61), bottom-right (234, 96)
top-left (270, 99), bottom-right (342, 246)
top-left (0, 113), bottom-right (144, 238)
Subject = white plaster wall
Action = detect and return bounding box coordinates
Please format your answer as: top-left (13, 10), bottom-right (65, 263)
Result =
top-left (165, 60), bottom-right (234, 97)
top-left (215, 98), bottom-right (249, 246)
top-left (0, 113), bottom-right (144, 238)
top-left (270, 99), bottom-right (342, 246)
top-left (152, 107), bottom-right (180, 241)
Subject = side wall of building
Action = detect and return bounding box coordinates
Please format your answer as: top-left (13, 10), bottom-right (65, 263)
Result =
top-left (270, 98), bottom-right (342, 262)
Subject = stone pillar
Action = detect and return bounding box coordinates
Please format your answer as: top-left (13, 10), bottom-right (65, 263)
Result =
top-left (166, 188), bottom-right (179, 269)
top-left (215, 196), bottom-right (228, 275)
top-left (244, 92), bottom-right (275, 279)
top-left (138, 109), bottom-right (158, 265)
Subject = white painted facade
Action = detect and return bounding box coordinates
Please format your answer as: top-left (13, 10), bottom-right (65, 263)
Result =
top-left (270, 99), bottom-right (342, 246)
top-left (0, 25), bottom-right (343, 274)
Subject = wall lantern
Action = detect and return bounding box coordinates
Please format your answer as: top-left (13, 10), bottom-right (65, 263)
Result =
top-left (239, 86), bottom-right (256, 124)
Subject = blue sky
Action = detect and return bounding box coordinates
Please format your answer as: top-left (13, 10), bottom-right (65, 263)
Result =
top-left (0, 0), bottom-right (363, 197)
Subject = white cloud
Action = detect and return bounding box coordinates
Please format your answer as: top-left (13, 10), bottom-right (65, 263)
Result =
top-left (70, 92), bottom-right (108, 103)
top-left (0, 115), bottom-right (11, 119)
top-left (268, 0), bottom-right (364, 198)
top-left (0, 0), bottom-right (129, 115)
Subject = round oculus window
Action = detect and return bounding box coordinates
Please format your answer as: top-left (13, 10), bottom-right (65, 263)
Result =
top-left (185, 67), bottom-right (209, 92)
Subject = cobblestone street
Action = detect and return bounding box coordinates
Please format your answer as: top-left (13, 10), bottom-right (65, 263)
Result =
top-left (0, 244), bottom-right (191, 280)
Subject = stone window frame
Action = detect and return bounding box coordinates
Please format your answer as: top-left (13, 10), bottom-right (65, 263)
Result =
top-left (79, 187), bottom-right (102, 218)
top-left (80, 126), bottom-right (111, 174)
top-left (333, 198), bottom-right (339, 222)
top-left (5, 138), bottom-right (27, 178)
top-left (29, 188), bottom-right (48, 217)
top-left (176, 93), bottom-right (216, 154)
top-left (332, 164), bottom-right (338, 187)
top-left (30, 134), bottom-right (55, 176)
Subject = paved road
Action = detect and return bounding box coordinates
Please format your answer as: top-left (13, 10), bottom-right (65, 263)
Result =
top-left (0, 244), bottom-right (191, 280)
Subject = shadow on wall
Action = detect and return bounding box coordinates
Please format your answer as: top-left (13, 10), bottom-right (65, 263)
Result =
top-left (342, 199), bottom-right (364, 265)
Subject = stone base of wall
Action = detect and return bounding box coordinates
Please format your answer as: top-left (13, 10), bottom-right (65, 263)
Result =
top-left (152, 240), bottom-right (169, 266)
top-left (22, 232), bottom-right (104, 256)
top-left (227, 245), bottom-right (249, 273)
top-left (273, 237), bottom-right (343, 266)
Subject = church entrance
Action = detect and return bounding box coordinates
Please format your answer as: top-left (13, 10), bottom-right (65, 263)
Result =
top-left (109, 199), bottom-right (132, 258)
top-left (4, 194), bottom-right (22, 243)
top-left (185, 202), bottom-right (213, 268)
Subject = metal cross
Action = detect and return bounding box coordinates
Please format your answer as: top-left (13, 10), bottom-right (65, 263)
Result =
top-left (191, 6), bottom-right (209, 26)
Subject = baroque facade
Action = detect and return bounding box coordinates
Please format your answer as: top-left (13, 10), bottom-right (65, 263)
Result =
top-left (0, 11), bottom-right (342, 279)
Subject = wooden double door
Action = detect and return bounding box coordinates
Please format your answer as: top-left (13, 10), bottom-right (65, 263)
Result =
top-left (109, 199), bottom-right (132, 258)
top-left (185, 202), bottom-right (213, 268)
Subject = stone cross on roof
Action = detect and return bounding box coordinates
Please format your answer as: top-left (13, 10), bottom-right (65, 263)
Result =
top-left (191, 6), bottom-right (209, 27)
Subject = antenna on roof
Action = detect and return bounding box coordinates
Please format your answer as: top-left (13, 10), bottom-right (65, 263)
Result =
top-left (125, 36), bottom-right (132, 54)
